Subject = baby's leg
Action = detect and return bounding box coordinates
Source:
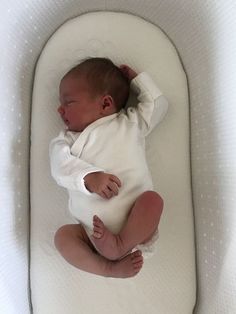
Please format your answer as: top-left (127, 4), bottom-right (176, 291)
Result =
top-left (54, 224), bottom-right (143, 278)
top-left (92, 191), bottom-right (163, 260)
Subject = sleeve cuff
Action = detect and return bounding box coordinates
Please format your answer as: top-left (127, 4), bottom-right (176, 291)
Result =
top-left (78, 168), bottom-right (104, 195)
top-left (131, 72), bottom-right (163, 99)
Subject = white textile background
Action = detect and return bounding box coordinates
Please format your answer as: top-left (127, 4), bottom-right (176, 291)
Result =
top-left (0, 1), bottom-right (235, 313)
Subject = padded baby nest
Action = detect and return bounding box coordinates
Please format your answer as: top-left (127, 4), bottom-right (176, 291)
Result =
top-left (31, 12), bottom-right (194, 314)
top-left (1, 1), bottom-right (236, 314)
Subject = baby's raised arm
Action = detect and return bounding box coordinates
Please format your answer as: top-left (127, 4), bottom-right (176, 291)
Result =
top-left (121, 66), bottom-right (169, 136)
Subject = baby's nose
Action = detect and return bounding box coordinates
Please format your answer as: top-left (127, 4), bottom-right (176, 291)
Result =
top-left (57, 105), bottom-right (64, 115)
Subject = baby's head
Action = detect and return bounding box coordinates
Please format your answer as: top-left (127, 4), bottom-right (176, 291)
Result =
top-left (58, 57), bottom-right (129, 132)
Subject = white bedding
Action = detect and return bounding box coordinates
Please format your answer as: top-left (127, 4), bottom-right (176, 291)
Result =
top-left (30, 12), bottom-right (196, 313)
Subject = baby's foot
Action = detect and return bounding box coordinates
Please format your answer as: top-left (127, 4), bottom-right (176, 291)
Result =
top-left (92, 215), bottom-right (128, 260)
top-left (106, 250), bottom-right (144, 278)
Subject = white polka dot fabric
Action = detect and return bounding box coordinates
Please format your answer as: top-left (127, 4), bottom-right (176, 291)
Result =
top-left (0, 1), bottom-right (235, 314)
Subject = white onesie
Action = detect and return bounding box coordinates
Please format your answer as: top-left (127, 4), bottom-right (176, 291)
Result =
top-left (49, 72), bottom-right (168, 257)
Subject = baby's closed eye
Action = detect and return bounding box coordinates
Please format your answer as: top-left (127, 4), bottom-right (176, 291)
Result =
top-left (66, 101), bottom-right (76, 105)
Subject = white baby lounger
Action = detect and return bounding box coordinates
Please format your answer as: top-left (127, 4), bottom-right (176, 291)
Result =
top-left (30, 12), bottom-right (195, 314)
top-left (1, 1), bottom-right (236, 314)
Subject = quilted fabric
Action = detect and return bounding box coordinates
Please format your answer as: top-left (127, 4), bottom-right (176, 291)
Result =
top-left (30, 12), bottom-right (195, 314)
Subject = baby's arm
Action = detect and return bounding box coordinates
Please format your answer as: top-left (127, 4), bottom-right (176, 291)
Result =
top-left (49, 130), bottom-right (121, 199)
top-left (120, 65), bottom-right (168, 136)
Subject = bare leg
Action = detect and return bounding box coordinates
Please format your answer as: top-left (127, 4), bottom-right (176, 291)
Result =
top-left (54, 224), bottom-right (143, 278)
top-left (92, 191), bottom-right (163, 260)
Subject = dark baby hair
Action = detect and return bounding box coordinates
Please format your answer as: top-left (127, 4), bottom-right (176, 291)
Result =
top-left (67, 57), bottom-right (130, 111)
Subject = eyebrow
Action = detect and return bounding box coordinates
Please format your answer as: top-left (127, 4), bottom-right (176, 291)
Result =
top-left (59, 94), bottom-right (71, 101)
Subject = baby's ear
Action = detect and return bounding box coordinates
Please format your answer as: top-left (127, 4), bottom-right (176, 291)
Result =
top-left (102, 95), bottom-right (115, 110)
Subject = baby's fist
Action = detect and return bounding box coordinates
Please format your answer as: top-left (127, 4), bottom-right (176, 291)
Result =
top-left (84, 172), bottom-right (122, 200)
top-left (120, 65), bottom-right (138, 82)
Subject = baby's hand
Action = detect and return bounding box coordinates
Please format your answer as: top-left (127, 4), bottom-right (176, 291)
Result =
top-left (119, 64), bottom-right (138, 82)
top-left (84, 172), bottom-right (122, 200)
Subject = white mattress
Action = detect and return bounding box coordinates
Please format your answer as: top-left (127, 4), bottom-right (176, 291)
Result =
top-left (31, 12), bottom-right (196, 313)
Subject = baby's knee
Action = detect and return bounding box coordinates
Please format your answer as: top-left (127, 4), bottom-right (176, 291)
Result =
top-left (54, 225), bottom-right (71, 251)
top-left (141, 191), bottom-right (164, 217)
top-left (143, 191), bottom-right (163, 207)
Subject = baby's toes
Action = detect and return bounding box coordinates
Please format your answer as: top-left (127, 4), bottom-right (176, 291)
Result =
top-left (93, 216), bottom-right (105, 238)
top-left (131, 250), bottom-right (142, 259)
top-left (92, 225), bottom-right (103, 238)
top-left (93, 230), bottom-right (102, 238)
top-left (133, 258), bottom-right (143, 269)
top-left (133, 260), bottom-right (143, 273)
top-left (93, 215), bottom-right (103, 227)
top-left (131, 250), bottom-right (143, 263)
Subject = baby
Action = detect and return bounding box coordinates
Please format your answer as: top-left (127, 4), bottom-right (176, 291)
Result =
top-left (49, 57), bottom-right (168, 278)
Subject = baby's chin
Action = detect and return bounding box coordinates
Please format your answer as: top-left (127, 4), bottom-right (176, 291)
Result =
top-left (66, 119), bottom-right (94, 132)
top-left (66, 124), bottom-right (84, 133)
top-left (67, 126), bottom-right (79, 132)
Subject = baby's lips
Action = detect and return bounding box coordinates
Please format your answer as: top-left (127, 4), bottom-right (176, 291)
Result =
top-left (63, 118), bottom-right (69, 125)
top-left (58, 113), bottom-right (68, 125)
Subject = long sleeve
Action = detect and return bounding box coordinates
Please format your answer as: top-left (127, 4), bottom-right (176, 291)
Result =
top-left (127, 72), bottom-right (169, 136)
top-left (49, 130), bottom-right (104, 194)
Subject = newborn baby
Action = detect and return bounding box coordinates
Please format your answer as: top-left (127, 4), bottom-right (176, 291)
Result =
top-left (50, 57), bottom-right (168, 278)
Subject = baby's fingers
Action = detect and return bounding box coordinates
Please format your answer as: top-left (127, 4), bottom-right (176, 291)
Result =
top-left (119, 64), bottom-right (128, 71)
top-left (119, 65), bottom-right (129, 77)
top-left (109, 174), bottom-right (122, 188)
top-left (102, 187), bottom-right (113, 199)
top-left (107, 181), bottom-right (119, 196)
